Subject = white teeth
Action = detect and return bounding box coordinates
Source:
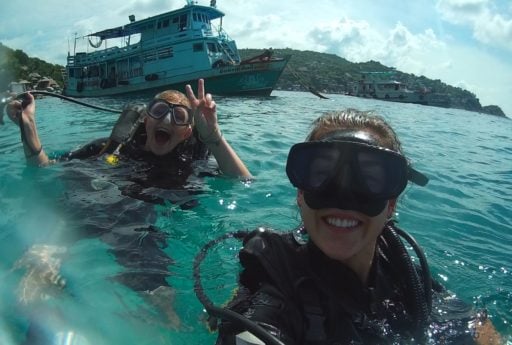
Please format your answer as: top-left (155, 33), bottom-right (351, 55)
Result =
top-left (325, 217), bottom-right (358, 228)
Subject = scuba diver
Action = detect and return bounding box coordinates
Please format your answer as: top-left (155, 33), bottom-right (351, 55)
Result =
top-left (5, 78), bottom-right (251, 179)
top-left (4, 79), bottom-right (252, 341)
top-left (210, 110), bottom-right (501, 344)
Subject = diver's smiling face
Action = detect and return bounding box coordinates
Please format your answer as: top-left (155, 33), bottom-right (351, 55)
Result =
top-left (144, 113), bottom-right (192, 156)
top-left (298, 190), bottom-right (393, 271)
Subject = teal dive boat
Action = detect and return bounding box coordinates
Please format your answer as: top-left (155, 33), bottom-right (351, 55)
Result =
top-left (62, 1), bottom-right (290, 97)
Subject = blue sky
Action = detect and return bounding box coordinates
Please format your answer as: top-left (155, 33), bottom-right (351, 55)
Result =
top-left (1, 0), bottom-right (511, 116)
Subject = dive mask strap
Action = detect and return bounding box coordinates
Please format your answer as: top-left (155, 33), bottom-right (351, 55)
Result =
top-left (407, 166), bottom-right (429, 186)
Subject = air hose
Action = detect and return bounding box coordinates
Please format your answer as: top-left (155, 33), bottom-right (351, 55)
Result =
top-left (194, 225), bottom-right (432, 344)
top-left (193, 230), bottom-right (285, 345)
top-left (1, 90), bottom-right (121, 119)
top-left (381, 221), bottom-right (432, 338)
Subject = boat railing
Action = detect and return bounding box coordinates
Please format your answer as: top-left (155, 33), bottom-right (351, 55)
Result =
top-left (210, 24), bottom-right (240, 63)
top-left (70, 43), bottom-right (141, 66)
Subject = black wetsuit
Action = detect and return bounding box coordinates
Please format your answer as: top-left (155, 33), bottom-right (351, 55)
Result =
top-left (59, 123), bottom-right (210, 203)
top-left (23, 115), bottom-right (213, 344)
top-left (216, 228), bottom-right (482, 345)
top-left (49, 125), bottom-right (211, 292)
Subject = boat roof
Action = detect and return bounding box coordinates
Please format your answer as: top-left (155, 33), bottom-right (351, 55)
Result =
top-left (87, 4), bottom-right (224, 39)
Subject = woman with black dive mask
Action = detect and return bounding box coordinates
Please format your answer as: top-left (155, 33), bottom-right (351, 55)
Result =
top-left (215, 110), bottom-right (501, 345)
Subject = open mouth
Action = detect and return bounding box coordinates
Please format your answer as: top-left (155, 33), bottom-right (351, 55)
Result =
top-left (155, 129), bottom-right (171, 145)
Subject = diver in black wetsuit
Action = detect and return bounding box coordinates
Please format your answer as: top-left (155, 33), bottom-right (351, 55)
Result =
top-left (214, 110), bottom-right (501, 345)
top-left (5, 79), bottom-right (251, 179)
top-left (5, 79), bottom-right (252, 338)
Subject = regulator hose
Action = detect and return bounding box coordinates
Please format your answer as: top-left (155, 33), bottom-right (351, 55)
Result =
top-left (194, 225), bottom-right (432, 345)
top-left (193, 230), bottom-right (284, 345)
top-left (1, 90), bottom-right (120, 117)
top-left (382, 221), bottom-right (431, 337)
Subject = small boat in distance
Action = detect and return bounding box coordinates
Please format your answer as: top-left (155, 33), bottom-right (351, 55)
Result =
top-left (347, 71), bottom-right (429, 105)
top-left (62, 0), bottom-right (290, 98)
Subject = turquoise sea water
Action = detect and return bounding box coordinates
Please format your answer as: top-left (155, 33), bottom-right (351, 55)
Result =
top-left (0, 91), bottom-right (511, 344)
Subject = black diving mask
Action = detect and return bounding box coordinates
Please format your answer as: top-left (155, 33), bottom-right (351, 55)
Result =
top-left (286, 130), bottom-right (428, 216)
top-left (146, 99), bottom-right (192, 126)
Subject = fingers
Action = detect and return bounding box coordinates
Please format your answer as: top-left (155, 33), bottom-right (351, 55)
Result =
top-left (26, 92), bottom-right (34, 102)
top-left (6, 101), bottom-right (22, 123)
top-left (205, 95), bottom-right (216, 112)
top-left (197, 79), bottom-right (205, 99)
top-left (185, 84), bottom-right (197, 103)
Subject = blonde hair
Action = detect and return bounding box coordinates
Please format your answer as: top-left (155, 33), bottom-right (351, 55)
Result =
top-left (307, 109), bottom-right (403, 153)
top-left (154, 90), bottom-right (191, 109)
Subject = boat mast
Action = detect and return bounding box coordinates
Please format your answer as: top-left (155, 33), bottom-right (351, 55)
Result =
top-left (73, 32), bottom-right (78, 56)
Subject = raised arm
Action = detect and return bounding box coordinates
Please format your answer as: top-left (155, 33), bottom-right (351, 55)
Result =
top-left (185, 79), bottom-right (252, 179)
top-left (474, 319), bottom-right (502, 345)
top-left (6, 93), bottom-right (50, 166)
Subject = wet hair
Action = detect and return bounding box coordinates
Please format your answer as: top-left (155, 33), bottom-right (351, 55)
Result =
top-left (306, 109), bottom-right (403, 154)
top-left (154, 90), bottom-right (191, 109)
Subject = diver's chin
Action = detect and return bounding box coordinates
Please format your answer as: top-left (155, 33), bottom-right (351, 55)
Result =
top-left (147, 140), bottom-right (173, 156)
top-left (152, 145), bottom-right (173, 156)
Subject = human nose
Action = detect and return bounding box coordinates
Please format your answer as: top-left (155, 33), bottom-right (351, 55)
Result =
top-left (335, 164), bottom-right (352, 188)
top-left (162, 111), bottom-right (173, 124)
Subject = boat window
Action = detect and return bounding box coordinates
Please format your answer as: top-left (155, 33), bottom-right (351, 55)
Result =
top-left (144, 51), bottom-right (157, 62)
top-left (89, 65), bottom-right (99, 78)
top-left (117, 59), bottom-right (129, 80)
top-left (130, 56), bottom-right (142, 77)
top-left (193, 43), bottom-right (204, 52)
top-left (172, 16), bottom-right (179, 24)
top-left (179, 14), bottom-right (187, 31)
top-left (158, 47), bottom-right (173, 59)
top-left (193, 13), bottom-right (198, 21)
top-left (207, 42), bottom-right (217, 53)
top-left (157, 18), bottom-right (170, 29)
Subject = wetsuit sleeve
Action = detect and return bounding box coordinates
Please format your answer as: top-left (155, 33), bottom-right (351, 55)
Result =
top-left (216, 231), bottom-right (302, 345)
top-left (55, 138), bottom-right (109, 161)
top-left (216, 284), bottom-right (298, 345)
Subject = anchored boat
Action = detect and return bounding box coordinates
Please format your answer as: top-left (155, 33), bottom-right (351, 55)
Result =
top-left (63, 1), bottom-right (290, 97)
top-left (348, 72), bottom-right (429, 105)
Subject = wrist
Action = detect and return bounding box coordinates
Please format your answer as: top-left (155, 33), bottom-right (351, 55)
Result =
top-left (19, 117), bottom-right (42, 157)
top-left (24, 144), bottom-right (43, 159)
top-left (199, 126), bottom-right (223, 146)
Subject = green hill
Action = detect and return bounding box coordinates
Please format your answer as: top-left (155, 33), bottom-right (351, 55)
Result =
top-left (0, 42), bottom-right (64, 91)
top-left (0, 43), bottom-right (505, 117)
top-left (240, 48), bottom-right (506, 117)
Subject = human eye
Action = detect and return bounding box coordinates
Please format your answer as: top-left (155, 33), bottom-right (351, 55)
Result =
top-left (173, 107), bottom-right (190, 125)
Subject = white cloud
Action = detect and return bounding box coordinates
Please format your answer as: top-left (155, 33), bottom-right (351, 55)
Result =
top-left (1, 0), bottom-right (511, 115)
top-left (473, 12), bottom-right (512, 48)
top-left (436, 0), bottom-right (512, 51)
top-left (302, 19), bottom-right (447, 77)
